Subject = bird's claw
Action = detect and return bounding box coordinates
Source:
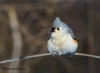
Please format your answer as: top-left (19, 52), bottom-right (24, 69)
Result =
top-left (53, 51), bottom-right (62, 57)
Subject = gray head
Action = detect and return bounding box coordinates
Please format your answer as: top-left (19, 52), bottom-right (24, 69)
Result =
top-left (51, 17), bottom-right (75, 38)
top-left (52, 17), bottom-right (68, 30)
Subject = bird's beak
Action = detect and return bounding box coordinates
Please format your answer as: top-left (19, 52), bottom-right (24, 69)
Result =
top-left (50, 28), bottom-right (55, 32)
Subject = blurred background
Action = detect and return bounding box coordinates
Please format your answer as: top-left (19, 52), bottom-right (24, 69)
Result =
top-left (0, 0), bottom-right (100, 73)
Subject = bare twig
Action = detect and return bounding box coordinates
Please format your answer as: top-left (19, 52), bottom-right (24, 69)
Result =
top-left (0, 53), bottom-right (52, 64)
top-left (74, 53), bottom-right (100, 59)
top-left (0, 53), bottom-right (100, 64)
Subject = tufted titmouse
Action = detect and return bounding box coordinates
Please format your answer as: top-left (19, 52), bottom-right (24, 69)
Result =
top-left (47, 17), bottom-right (78, 57)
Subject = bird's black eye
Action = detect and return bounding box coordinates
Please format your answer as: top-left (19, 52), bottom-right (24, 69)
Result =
top-left (57, 28), bottom-right (59, 30)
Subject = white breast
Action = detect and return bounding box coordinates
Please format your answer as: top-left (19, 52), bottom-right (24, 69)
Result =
top-left (47, 34), bottom-right (78, 55)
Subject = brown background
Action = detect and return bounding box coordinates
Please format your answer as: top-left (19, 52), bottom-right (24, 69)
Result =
top-left (0, 0), bottom-right (100, 73)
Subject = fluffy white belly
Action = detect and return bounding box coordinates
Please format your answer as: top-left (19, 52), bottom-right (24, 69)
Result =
top-left (47, 35), bottom-right (78, 55)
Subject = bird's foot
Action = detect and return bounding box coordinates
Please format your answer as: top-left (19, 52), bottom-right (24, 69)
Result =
top-left (53, 51), bottom-right (62, 57)
top-left (68, 53), bottom-right (74, 57)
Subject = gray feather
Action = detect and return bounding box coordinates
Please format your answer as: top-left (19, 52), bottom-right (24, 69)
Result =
top-left (52, 17), bottom-right (69, 29)
top-left (67, 28), bottom-right (76, 39)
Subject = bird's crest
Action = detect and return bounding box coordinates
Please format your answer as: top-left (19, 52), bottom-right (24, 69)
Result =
top-left (52, 17), bottom-right (68, 29)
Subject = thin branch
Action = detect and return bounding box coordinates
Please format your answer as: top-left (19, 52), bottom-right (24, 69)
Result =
top-left (74, 53), bottom-right (100, 59)
top-left (0, 53), bottom-right (53, 64)
top-left (0, 53), bottom-right (100, 64)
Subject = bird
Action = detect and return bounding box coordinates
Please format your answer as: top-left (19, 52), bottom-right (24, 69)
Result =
top-left (47, 17), bottom-right (78, 57)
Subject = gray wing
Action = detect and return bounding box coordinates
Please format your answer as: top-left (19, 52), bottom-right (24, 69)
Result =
top-left (67, 28), bottom-right (76, 39)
